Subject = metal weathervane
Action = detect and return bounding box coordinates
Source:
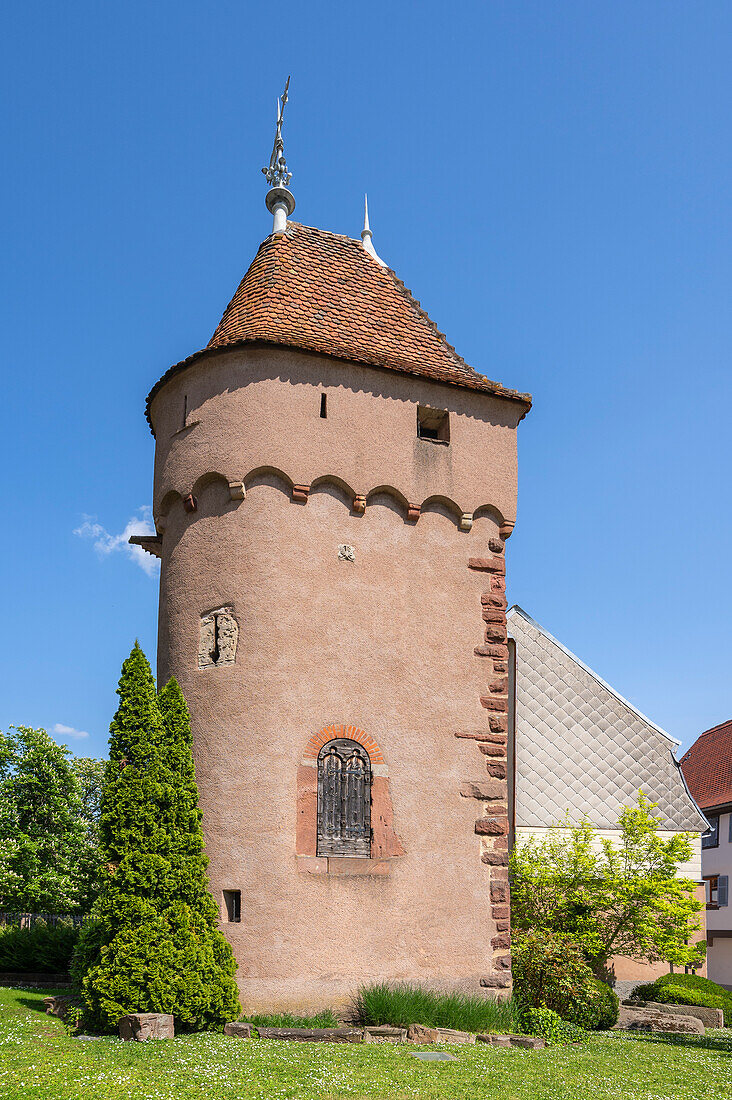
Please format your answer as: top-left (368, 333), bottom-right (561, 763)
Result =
top-left (262, 76), bottom-right (292, 189)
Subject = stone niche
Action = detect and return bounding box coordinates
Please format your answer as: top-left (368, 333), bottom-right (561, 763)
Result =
top-left (198, 606), bottom-right (239, 669)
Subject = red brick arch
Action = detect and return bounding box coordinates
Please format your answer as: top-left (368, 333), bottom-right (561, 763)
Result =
top-left (303, 724), bottom-right (385, 765)
top-left (296, 724), bottom-right (403, 872)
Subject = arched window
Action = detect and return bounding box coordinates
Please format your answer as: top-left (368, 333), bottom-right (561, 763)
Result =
top-left (317, 739), bottom-right (371, 857)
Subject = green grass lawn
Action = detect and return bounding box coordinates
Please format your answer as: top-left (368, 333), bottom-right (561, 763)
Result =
top-left (2, 986), bottom-right (732, 1100)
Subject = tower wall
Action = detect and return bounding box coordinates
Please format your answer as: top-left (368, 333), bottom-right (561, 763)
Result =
top-left (150, 346), bottom-right (521, 1011)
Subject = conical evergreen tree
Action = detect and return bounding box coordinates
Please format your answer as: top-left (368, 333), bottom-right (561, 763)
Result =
top-left (71, 644), bottom-right (239, 1032)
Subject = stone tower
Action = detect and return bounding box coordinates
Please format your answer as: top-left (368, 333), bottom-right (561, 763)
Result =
top-left (138, 115), bottom-right (531, 1010)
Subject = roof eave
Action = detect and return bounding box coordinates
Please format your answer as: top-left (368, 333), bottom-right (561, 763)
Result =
top-left (145, 339), bottom-right (533, 436)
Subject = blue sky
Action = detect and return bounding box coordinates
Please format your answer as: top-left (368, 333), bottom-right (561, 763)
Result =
top-left (1, 1), bottom-right (730, 760)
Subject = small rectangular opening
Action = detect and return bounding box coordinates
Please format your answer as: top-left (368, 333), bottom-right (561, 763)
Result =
top-left (417, 405), bottom-right (450, 443)
top-left (182, 394), bottom-right (188, 430)
top-left (223, 889), bottom-right (241, 922)
top-left (320, 393), bottom-right (327, 418)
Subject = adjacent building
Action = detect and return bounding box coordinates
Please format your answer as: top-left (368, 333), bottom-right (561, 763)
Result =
top-left (508, 606), bottom-right (708, 985)
top-left (680, 720), bottom-right (732, 986)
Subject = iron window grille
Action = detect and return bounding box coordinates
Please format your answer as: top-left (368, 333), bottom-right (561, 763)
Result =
top-left (317, 739), bottom-right (372, 857)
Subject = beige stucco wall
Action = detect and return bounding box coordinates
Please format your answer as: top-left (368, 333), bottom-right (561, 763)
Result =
top-left (150, 348), bottom-right (522, 1012)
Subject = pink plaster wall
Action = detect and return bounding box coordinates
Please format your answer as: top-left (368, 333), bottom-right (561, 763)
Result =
top-left (148, 345), bottom-right (523, 527)
top-left (150, 347), bottom-right (522, 1012)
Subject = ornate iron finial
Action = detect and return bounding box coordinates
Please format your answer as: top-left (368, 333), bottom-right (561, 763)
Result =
top-left (262, 76), bottom-right (292, 189)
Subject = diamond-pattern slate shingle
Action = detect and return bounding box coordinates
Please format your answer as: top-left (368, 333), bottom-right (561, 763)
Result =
top-left (145, 222), bottom-right (531, 431)
top-left (508, 607), bottom-right (705, 832)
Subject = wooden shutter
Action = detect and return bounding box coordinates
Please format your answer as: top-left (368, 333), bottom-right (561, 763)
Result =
top-left (317, 739), bottom-right (371, 857)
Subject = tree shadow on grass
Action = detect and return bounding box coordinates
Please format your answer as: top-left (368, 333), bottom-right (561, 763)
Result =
top-left (619, 1031), bottom-right (732, 1054)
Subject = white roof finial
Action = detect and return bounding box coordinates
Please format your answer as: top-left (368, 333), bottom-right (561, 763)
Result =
top-left (360, 193), bottom-right (386, 266)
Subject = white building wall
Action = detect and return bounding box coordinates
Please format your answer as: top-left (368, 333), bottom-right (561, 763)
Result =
top-left (515, 827), bottom-right (702, 881)
top-left (700, 810), bottom-right (732, 987)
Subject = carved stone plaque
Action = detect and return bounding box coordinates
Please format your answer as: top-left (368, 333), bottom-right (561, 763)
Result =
top-left (198, 606), bottom-right (238, 669)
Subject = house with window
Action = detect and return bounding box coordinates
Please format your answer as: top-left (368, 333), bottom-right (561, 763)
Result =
top-left (680, 720), bottom-right (732, 986)
top-left (508, 606), bottom-right (708, 987)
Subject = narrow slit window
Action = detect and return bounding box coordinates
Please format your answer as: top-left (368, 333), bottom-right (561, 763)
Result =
top-left (417, 406), bottom-right (450, 443)
top-left (320, 393), bottom-right (327, 418)
top-left (182, 394), bottom-right (188, 430)
top-left (223, 889), bottom-right (241, 922)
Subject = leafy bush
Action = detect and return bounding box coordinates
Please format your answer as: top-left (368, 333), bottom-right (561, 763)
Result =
top-left (586, 978), bottom-right (620, 1029)
top-left (631, 972), bottom-right (732, 1026)
top-left (520, 1006), bottom-right (588, 1046)
top-left (0, 920), bottom-right (79, 973)
top-left (352, 982), bottom-right (521, 1034)
top-left (512, 931), bottom-right (618, 1030)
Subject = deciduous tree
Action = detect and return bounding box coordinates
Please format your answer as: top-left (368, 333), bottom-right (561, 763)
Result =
top-left (0, 726), bottom-right (86, 912)
top-left (510, 793), bottom-right (705, 978)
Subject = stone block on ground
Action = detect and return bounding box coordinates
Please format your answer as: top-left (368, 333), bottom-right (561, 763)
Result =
top-left (508, 1034), bottom-right (546, 1049)
top-left (43, 995), bottom-right (83, 1021)
top-left (435, 1027), bottom-right (475, 1044)
top-left (363, 1026), bottom-right (407, 1044)
top-left (118, 1013), bottom-right (175, 1041)
top-left (224, 1022), bottom-right (252, 1038)
top-left (477, 1033), bottom-right (511, 1046)
top-left (406, 1024), bottom-right (440, 1043)
top-left (257, 1027), bottom-right (364, 1043)
top-left (614, 1006), bottom-right (703, 1035)
top-left (624, 999), bottom-right (723, 1029)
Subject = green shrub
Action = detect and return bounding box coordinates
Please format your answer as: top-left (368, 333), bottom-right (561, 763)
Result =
top-left (0, 920), bottom-right (79, 973)
top-left (586, 978), bottom-right (620, 1029)
top-left (520, 1006), bottom-right (588, 1046)
top-left (631, 972), bottom-right (732, 1026)
top-left (71, 650), bottom-right (239, 1033)
top-left (352, 982), bottom-right (521, 1034)
top-left (512, 931), bottom-right (616, 1029)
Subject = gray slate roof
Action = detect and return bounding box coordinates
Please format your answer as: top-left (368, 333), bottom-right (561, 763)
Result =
top-left (508, 607), bottom-right (705, 832)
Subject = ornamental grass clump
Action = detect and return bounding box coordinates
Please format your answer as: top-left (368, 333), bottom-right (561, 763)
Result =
top-left (71, 645), bottom-right (240, 1032)
top-left (352, 982), bottom-right (521, 1034)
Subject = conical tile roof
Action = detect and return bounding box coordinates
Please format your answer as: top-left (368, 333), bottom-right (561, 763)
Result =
top-left (146, 222), bottom-right (531, 430)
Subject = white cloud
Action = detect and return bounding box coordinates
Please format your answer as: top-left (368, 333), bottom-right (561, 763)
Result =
top-left (74, 506), bottom-right (159, 577)
top-left (52, 723), bottom-right (89, 741)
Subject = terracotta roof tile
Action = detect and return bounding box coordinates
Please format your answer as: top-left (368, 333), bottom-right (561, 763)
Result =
top-left (146, 222), bottom-right (531, 431)
top-left (679, 719), bottom-right (732, 810)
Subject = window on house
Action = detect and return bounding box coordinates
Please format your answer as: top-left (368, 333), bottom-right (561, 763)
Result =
top-left (316, 739), bottom-right (371, 857)
top-left (320, 393), bottom-right (327, 418)
top-left (704, 875), bottom-right (729, 909)
top-left (417, 406), bottom-right (450, 443)
top-left (703, 815), bottom-right (720, 849)
top-left (223, 890), bottom-right (241, 922)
